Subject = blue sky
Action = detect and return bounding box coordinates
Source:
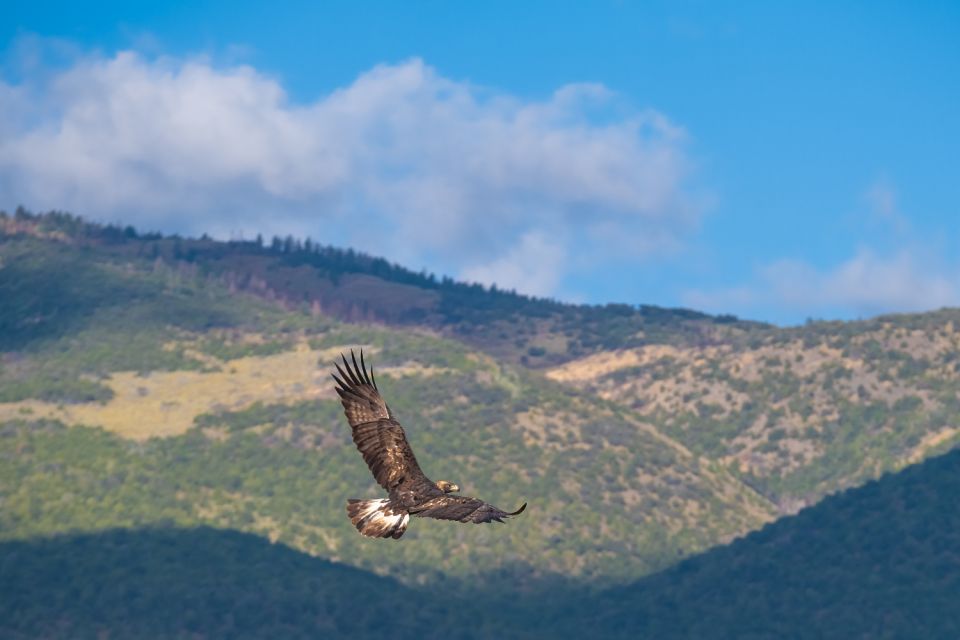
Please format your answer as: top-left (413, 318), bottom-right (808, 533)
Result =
top-left (2, 1), bottom-right (958, 324)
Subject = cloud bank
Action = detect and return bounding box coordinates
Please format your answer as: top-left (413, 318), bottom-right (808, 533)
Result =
top-left (685, 250), bottom-right (960, 323)
top-left (684, 179), bottom-right (960, 323)
top-left (0, 48), bottom-right (701, 297)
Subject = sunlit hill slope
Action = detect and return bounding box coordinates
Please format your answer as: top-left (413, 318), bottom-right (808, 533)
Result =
top-left (2, 208), bottom-right (959, 594)
top-left (1, 210), bottom-right (773, 587)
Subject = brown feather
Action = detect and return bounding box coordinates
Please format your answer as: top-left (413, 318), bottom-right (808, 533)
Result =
top-left (334, 350), bottom-right (430, 494)
top-left (411, 495), bottom-right (527, 524)
top-left (335, 350), bottom-right (527, 535)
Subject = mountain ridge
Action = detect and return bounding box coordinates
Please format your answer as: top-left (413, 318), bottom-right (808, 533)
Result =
top-left (2, 207), bottom-right (959, 595)
top-left (0, 207), bottom-right (762, 368)
top-left (0, 215), bottom-right (777, 586)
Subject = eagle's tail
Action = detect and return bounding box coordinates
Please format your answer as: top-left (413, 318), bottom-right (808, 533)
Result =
top-left (346, 498), bottom-right (410, 539)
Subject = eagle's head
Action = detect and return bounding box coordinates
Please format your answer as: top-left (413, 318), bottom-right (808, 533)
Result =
top-left (435, 480), bottom-right (460, 493)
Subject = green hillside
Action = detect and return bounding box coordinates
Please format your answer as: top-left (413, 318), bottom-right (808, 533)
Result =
top-left (5, 210), bottom-right (959, 504)
top-left (0, 528), bottom-right (441, 639)
top-left (1, 208), bottom-right (758, 369)
top-left (548, 308), bottom-right (960, 512)
top-left (562, 447), bottom-right (960, 638)
top-left (3, 208), bottom-right (960, 603)
top-left (0, 211), bottom-right (773, 587)
top-left (5, 449), bottom-right (959, 639)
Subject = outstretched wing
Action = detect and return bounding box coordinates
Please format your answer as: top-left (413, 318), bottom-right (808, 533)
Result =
top-left (333, 350), bottom-right (430, 493)
top-left (411, 495), bottom-right (527, 524)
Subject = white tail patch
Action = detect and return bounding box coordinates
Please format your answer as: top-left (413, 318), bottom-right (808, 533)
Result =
top-left (346, 498), bottom-right (410, 539)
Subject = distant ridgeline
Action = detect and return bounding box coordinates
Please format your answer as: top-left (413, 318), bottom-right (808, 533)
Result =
top-left (0, 207), bottom-right (778, 593)
top-left (4, 448), bottom-right (959, 639)
top-left (0, 208), bottom-right (754, 367)
top-left (3, 207), bottom-right (960, 638)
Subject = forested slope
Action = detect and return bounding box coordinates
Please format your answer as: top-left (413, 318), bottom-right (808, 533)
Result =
top-left (560, 447), bottom-right (960, 638)
top-left (549, 308), bottom-right (960, 511)
top-left (5, 449), bottom-right (959, 639)
top-left (0, 214), bottom-right (773, 586)
top-left (2, 208), bottom-right (959, 623)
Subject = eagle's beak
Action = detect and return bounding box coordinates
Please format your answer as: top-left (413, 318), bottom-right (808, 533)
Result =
top-left (437, 480), bottom-right (460, 493)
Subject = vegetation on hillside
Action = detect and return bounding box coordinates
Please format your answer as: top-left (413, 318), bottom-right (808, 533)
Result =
top-left (0, 527), bottom-right (460, 639)
top-left (549, 311), bottom-right (960, 511)
top-left (0, 210), bottom-right (780, 586)
top-left (560, 447), bottom-right (960, 638)
top-left (1, 208), bottom-right (758, 367)
top-left (3, 207), bottom-right (960, 629)
top-left (5, 449), bottom-right (960, 639)
top-left (0, 230), bottom-right (319, 404)
top-left (0, 353), bottom-right (771, 587)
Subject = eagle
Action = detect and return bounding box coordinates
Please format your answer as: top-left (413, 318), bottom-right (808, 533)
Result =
top-left (333, 350), bottom-right (526, 539)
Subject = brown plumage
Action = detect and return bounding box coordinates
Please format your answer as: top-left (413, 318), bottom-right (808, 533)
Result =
top-left (333, 349), bottom-right (526, 539)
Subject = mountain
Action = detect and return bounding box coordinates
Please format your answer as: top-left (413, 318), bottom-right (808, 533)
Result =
top-left (0, 527), bottom-right (436, 639)
top-left (2, 208), bottom-right (959, 593)
top-left (0, 210), bottom-right (773, 588)
top-left (558, 446), bottom-right (960, 638)
top-left (0, 208), bottom-right (760, 369)
top-left (5, 449), bottom-right (959, 639)
top-left (547, 308), bottom-right (960, 511)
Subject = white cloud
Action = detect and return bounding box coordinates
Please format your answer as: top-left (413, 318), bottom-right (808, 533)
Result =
top-left (684, 248), bottom-right (960, 322)
top-left (0, 47), bottom-right (703, 298)
top-left (685, 177), bottom-right (959, 323)
top-left (460, 231), bottom-right (566, 297)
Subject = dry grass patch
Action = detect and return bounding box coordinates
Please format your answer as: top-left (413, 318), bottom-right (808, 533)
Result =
top-left (546, 346), bottom-right (689, 383)
top-left (906, 427), bottom-right (960, 464)
top-left (0, 341), bottom-right (446, 440)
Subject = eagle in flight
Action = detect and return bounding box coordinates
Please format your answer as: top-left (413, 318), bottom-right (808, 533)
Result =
top-left (333, 350), bottom-right (526, 539)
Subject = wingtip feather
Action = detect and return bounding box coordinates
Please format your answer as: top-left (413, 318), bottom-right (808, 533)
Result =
top-left (335, 348), bottom-right (381, 391)
top-left (340, 353), bottom-right (357, 385)
top-left (351, 350), bottom-right (362, 382)
top-left (508, 502), bottom-right (527, 516)
top-left (359, 350), bottom-right (371, 384)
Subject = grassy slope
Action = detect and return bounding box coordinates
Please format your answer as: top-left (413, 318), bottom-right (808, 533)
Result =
top-left (0, 232), bottom-right (320, 404)
top-left (5, 449), bottom-right (960, 639)
top-left (0, 228), bottom-right (773, 587)
top-left (4, 209), bottom-right (960, 594)
top-left (548, 312), bottom-right (960, 511)
top-left (8, 211), bottom-right (956, 515)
